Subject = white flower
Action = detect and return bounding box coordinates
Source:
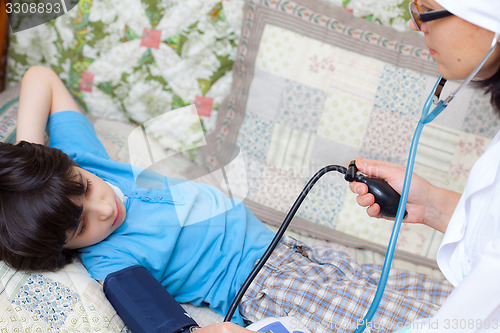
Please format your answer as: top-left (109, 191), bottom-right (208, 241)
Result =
top-left (87, 40), bottom-right (144, 83)
top-left (112, 0), bottom-right (148, 34)
top-left (92, 33), bottom-right (125, 56)
top-left (206, 71), bottom-right (233, 105)
top-left (58, 58), bottom-right (72, 81)
top-left (196, 14), bottom-right (234, 40)
top-left (347, 0), bottom-right (405, 27)
top-left (88, 0), bottom-right (121, 25)
top-left (124, 79), bottom-right (174, 123)
top-left (13, 25), bottom-right (59, 65)
top-left (144, 105), bottom-right (206, 154)
top-left (181, 31), bottom-right (222, 80)
top-left (391, 17), bottom-right (411, 32)
top-left (54, 7), bottom-right (76, 45)
top-left (82, 43), bottom-right (98, 59)
top-left (156, 2), bottom-right (195, 36)
top-left (188, 49), bottom-right (221, 80)
top-left (222, 0), bottom-right (245, 33)
top-left (87, 2), bottom-right (124, 55)
top-left (114, 85), bottom-right (131, 101)
top-left (180, 30), bottom-right (209, 58)
top-left (153, 44), bottom-right (201, 101)
top-left (211, 38), bottom-right (236, 58)
top-left (184, 0), bottom-right (221, 18)
top-left (83, 88), bottom-right (128, 121)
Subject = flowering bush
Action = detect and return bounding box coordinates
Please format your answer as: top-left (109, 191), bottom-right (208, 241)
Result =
top-left (7, 0), bottom-right (410, 126)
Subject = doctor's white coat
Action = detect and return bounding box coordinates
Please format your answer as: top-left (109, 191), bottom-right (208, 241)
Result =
top-left (408, 130), bottom-right (500, 332)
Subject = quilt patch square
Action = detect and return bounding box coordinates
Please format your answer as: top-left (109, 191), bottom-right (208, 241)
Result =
top-left (463, 90), bottom-right (500, 138)
top-left (328, 49), bottom-right (386, 102)
top-left (12, 275), bottom-right (79, 330)
top-left (246, 68), bottom-right (288, 120)
top-left (374, 65), bottom-right (427, 116)
top-left (254, 164), bottom-right (306, 213)
top-left (277, 80), bottom-right (327, 133)
top-left (242, 157), bottom-right (266, 203)
top-left (309, 137), bottom-right (360, 173)
top-left (255, 25), bottom-right (304, 81)
top-left (296, 182), bottom-right (345, 229)
top-left (360, 108), bottom-right (417, 164)
top-left (318, 91), bottom-right (372, 148)
top-left (446, 133), bottom-right (491, 192)
top-left (236, 112), bottom-right (275, 163)
top-left (267, 124), bottom-right (316, 175)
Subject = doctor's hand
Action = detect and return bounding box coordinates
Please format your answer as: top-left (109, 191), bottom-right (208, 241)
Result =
top-left (349, 158), bottom-right (460, 233)
top-left (195, 322), bottom-right (253, 333)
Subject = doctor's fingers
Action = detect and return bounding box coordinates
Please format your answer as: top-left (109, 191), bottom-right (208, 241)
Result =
top-left (354, 158), bottom-right (405, 180)
top-left (350, 186), bottom-right (387, 219)
top-left (349, 181), bottom-right (368, 195)
top-left (366, 203), bottom-right (387, 219)
top-left (355, 192), bottom-right (376, 207)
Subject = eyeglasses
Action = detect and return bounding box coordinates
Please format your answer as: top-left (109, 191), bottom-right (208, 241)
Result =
top-left (409, 1), bottom-right (454, 31)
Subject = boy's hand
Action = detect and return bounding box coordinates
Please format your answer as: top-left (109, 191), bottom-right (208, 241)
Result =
top-left (16, 66), bottom-right (84, 144)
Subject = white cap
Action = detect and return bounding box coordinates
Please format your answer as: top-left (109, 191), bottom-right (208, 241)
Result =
top-left (435, 0), bottom-right (500, 34)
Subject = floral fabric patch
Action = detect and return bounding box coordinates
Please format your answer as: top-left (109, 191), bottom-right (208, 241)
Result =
top-left (12, 275), bottom-right (79, 330)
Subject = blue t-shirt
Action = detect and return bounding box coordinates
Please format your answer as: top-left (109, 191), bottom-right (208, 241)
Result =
top-left (47, 111), bottom-right (275, 324)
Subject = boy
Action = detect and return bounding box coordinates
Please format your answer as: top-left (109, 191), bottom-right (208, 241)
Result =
top-left (0, 66), bottom-right (452, 332)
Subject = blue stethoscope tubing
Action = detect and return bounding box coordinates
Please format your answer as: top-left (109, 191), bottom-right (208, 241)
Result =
top-left (353, 77), bottom-right (447, 333)
top-left (353, 32), bottom-right (499, 333)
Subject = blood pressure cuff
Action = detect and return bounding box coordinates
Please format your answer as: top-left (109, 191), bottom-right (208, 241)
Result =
top-left (103, 265), bottom-right (199, 333)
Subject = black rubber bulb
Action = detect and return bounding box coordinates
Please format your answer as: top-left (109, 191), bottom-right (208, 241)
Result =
top-left (354, 174), bottom-right (408, 218)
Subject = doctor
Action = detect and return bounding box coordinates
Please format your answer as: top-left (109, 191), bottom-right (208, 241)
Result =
top-left (350, 0), bottom-right (500, 332)
top-left (198, 0), bottom-right (500, 332)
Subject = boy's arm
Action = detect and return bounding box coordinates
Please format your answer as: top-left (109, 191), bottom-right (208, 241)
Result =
top-left (16, 66), bottom-right (84, 144)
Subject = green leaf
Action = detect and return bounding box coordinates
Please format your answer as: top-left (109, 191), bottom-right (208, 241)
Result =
top-left (96, 81), bottom-right (114, 96)
top-left (172, 95), bottom-right (189, 110)
top-left (122, 25), bottom-right (139, 42)
top-left (139, 49), bottom-right (156, 66)
top-left (165, 33), bottom-right (189, 56)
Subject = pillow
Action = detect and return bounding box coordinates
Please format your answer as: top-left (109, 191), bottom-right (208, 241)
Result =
top-left (209, 0), bottom-right (500, 265)
top-left (0, 261), bottom-right (128, 332)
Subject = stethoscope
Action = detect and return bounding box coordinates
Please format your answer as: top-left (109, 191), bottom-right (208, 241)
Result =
top-left (224, 32), bottom-right (500, 332)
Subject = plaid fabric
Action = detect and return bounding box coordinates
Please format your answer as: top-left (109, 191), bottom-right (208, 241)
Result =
top-left (240, 236), bottom-right (453, 333)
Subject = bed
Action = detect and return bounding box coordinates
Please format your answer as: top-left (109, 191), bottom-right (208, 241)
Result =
top-left (0, 0), bottom-right (498, 331)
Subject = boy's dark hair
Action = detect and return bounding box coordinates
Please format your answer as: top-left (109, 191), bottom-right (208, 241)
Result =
top-left (0, 141), bottom-right (85, 271)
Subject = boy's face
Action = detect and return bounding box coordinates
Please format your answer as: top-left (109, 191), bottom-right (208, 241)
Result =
top-left (63, 167), bottom-right (126, 249)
